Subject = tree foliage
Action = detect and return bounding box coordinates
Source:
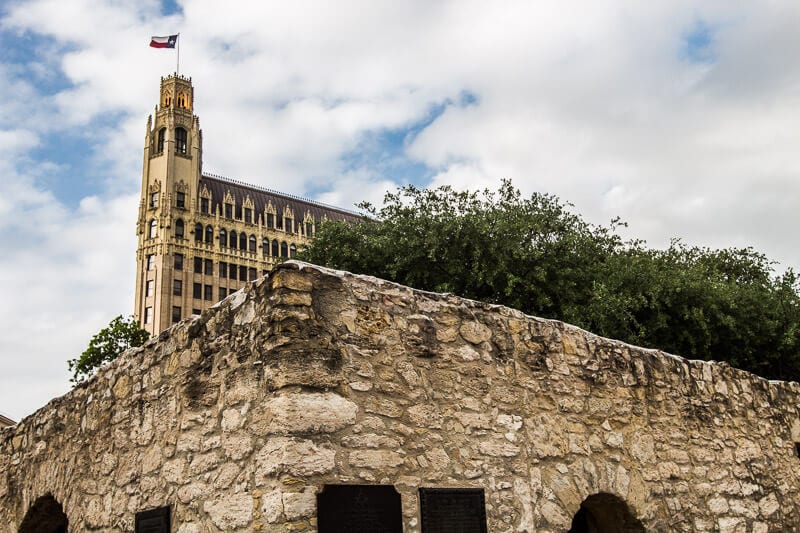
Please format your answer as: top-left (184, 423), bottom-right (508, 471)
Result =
top-left (301, 180), bottom-right (800, 381)
top-left (68, 315), bottom-right (150, 383)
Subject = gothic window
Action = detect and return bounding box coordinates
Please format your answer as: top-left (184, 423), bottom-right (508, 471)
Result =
top-left (194, 257), bottom-right (202, 273)
top-left (248, 267), bottom-right (257, 281)
top-left (175, 127), bottom-right (187, 155)
top-left (175, 219), bottom-right (184, 239)
top-left (219, 287), bottom-right (227, 300)
top-left (219, 229), bottom-right (227, 248)
top-left (306, 222), bottom-right (313, 236)
top-left (149, 219), bottom-right (157, 238)
top-left (244, 208), bottom-right (252, 224)
top-left (204, 284), bottom-right (212, 301)
top-left (172, 306), bottom-right (181, 323)
top-left (194, 223), bottom-right (203, 242)
top-left (201, 197), bottom-right (209, 213)
top-left (239, 232), bottom-right (247, 250)
top-left (262, 238), bottom-right (269, 257)
top-left (225, 203), bottom-right (233, 219)
top-left (146, 279), bottom-right (154, 297)
top-left (150, 192), bottom-right (158, 208)
top-left (173, 279), bottom-right (182, 296)
top-left (276, 214), bottom-right (283, 230)
top-left (239, 265), bottom-right (247, 280)
top-left (230, 230), bottom-right (238, 249)
top-left (290, 244), bottom-right (297, 258)
top-left (230, 264), bottom-right (238, 280)
top-left (285, 218), bottom-right (293, 234)
top-left (145, 307), bottom-right (153, 324)
top-left (174, 253), bottom-right (183, 270)
top-left (267, 213), bottom-right (274, 229)
top-left (272, 239), bottom-right (279, 257)
top-left (249, 235), bottom-right (256, 252)
top-left (220, 262), bottom-right (228, 277)
top-left (156, 128), bottom-right (166, 153)
top-left (193, 283), bottom-right (202, 299)
top-left (281, 241), bottom-right (288, 258)
top-left (204, 259), bottom-right (213, 275)
top-left (205, 225), bottom-right (213, 243)
top-left (176, 191), bottom-right (185, 209)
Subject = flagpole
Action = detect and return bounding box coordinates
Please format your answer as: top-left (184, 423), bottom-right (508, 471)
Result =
top-left (176, 33), bottom-right (181, 76)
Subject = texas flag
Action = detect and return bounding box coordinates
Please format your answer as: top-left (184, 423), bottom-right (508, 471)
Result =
top-left (150, 35), bottom-right (178, 49)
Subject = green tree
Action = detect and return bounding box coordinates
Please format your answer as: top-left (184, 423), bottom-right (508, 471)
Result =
top-left (68, 315), bottom-right (150, 383)
top-left (301, 180), bottom-right (800, 381)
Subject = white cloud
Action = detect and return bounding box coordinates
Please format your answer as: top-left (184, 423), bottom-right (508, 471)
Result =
top-left (2, 0), bottom-right (800, 418)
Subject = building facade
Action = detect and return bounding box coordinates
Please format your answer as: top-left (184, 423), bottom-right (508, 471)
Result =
top-left (134, 74), bottom-right (358, 335)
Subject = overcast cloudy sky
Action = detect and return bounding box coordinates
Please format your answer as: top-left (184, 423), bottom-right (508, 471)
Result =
top-left (1, 0), bottom-right (799, 420)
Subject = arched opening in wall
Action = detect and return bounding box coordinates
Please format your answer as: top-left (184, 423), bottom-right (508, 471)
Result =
top-left (19, 494), bottom-right (68, 533)
top-left (568, 493), bottom-right (645, 533)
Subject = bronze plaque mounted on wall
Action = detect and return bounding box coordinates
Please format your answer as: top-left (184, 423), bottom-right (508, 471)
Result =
top-left (135, 505), bottom-right (170, 533)
top-left (419, 488), bottom-right (487, 533)
top-left (317, 484), bottom-right (403, 533)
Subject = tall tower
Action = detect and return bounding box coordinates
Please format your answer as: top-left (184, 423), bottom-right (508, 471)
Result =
top-left (134, 74), bottom-right (359, 336)
top-left (134, 74), bottom-right (202, 334)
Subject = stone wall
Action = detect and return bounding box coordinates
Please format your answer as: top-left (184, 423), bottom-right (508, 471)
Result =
top-left (2, 261), bottom-right (800, 532)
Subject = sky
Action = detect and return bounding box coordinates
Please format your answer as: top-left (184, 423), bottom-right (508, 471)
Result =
top-left (1, 0), bottom-right (799, 421)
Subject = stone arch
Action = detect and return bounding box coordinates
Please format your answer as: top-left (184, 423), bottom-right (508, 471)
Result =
top-left (19, 494), bottom-right (68, 533)
top-left (568, 493), bottom-right (645, 533)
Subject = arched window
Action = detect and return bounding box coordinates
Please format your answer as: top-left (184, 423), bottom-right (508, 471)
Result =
top-left (230, 230), bottom-right (238, 249)
top-left (281, 241), bottom-right (288, 258)
top-left (272, 239), bottom-right (279, 257)
top-left (219, 228), bottom-right (227, 248)
top-left (248, 234), bottom-right (256, 252)
top-left (156, 128), bottom-right (166, 153)
top-left (194, 223), bottom-right (203, 242)
top-left (205, 225), bottom-right (213, 243)
top-left (175, 127), bottom-right (187, 155)
top-left (19, 494), bottom-right (69, 533)
top-left (289, 243), bottom-right (297, 258)
top-left (263, 237), bottom-right (269, 257)
top-left (175, 219), bottom-right (184, 239)
top-left (239, 232), bottom-right (247, 250)
top-left (149, 219), bottom-right (157, 238)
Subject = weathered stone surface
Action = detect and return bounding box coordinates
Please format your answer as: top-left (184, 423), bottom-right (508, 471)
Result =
top-left (3, 262), bottom-right (800, 532)
top-left (255, 437), bottom-right (336, 478)
top-left (265, 392), bottom-right (358, 434)
top-left (203, 494), bottom-right (253, 529)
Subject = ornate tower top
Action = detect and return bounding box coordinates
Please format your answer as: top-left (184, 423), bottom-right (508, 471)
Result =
top-left (159, 74), bottom-right (194, 112)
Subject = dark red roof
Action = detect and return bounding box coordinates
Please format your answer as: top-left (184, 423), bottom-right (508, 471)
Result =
top-left (199, 173), bottom-right (362, 224)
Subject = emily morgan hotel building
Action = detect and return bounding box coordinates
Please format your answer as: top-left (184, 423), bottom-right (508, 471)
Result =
top-left (135, 74), bottom-right (358, 335)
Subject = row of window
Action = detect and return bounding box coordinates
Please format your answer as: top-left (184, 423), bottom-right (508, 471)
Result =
top-left (146, 254), bottom-right (267, 280)
top-left (148, 197), bottom-right (315, 236)
top-left (149, 191), bottom-right (186, 210)
top-left (148, 219), bottom-right (299, 258)
top-left (145, 305), bottom-right (200, 325)
top-left (155, 127), bottom-right (188, 155)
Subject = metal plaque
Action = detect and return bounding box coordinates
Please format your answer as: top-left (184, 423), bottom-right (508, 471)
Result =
top-left (419, 488), bottom-right (487, 533)
top-left (135, 505), bottom-right (170, 533)
top-left (317, 484), bottom-right (403, 533)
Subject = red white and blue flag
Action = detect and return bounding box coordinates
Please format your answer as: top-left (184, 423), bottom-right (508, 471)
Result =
top-left (150, 35), bottom-right (178, 49)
